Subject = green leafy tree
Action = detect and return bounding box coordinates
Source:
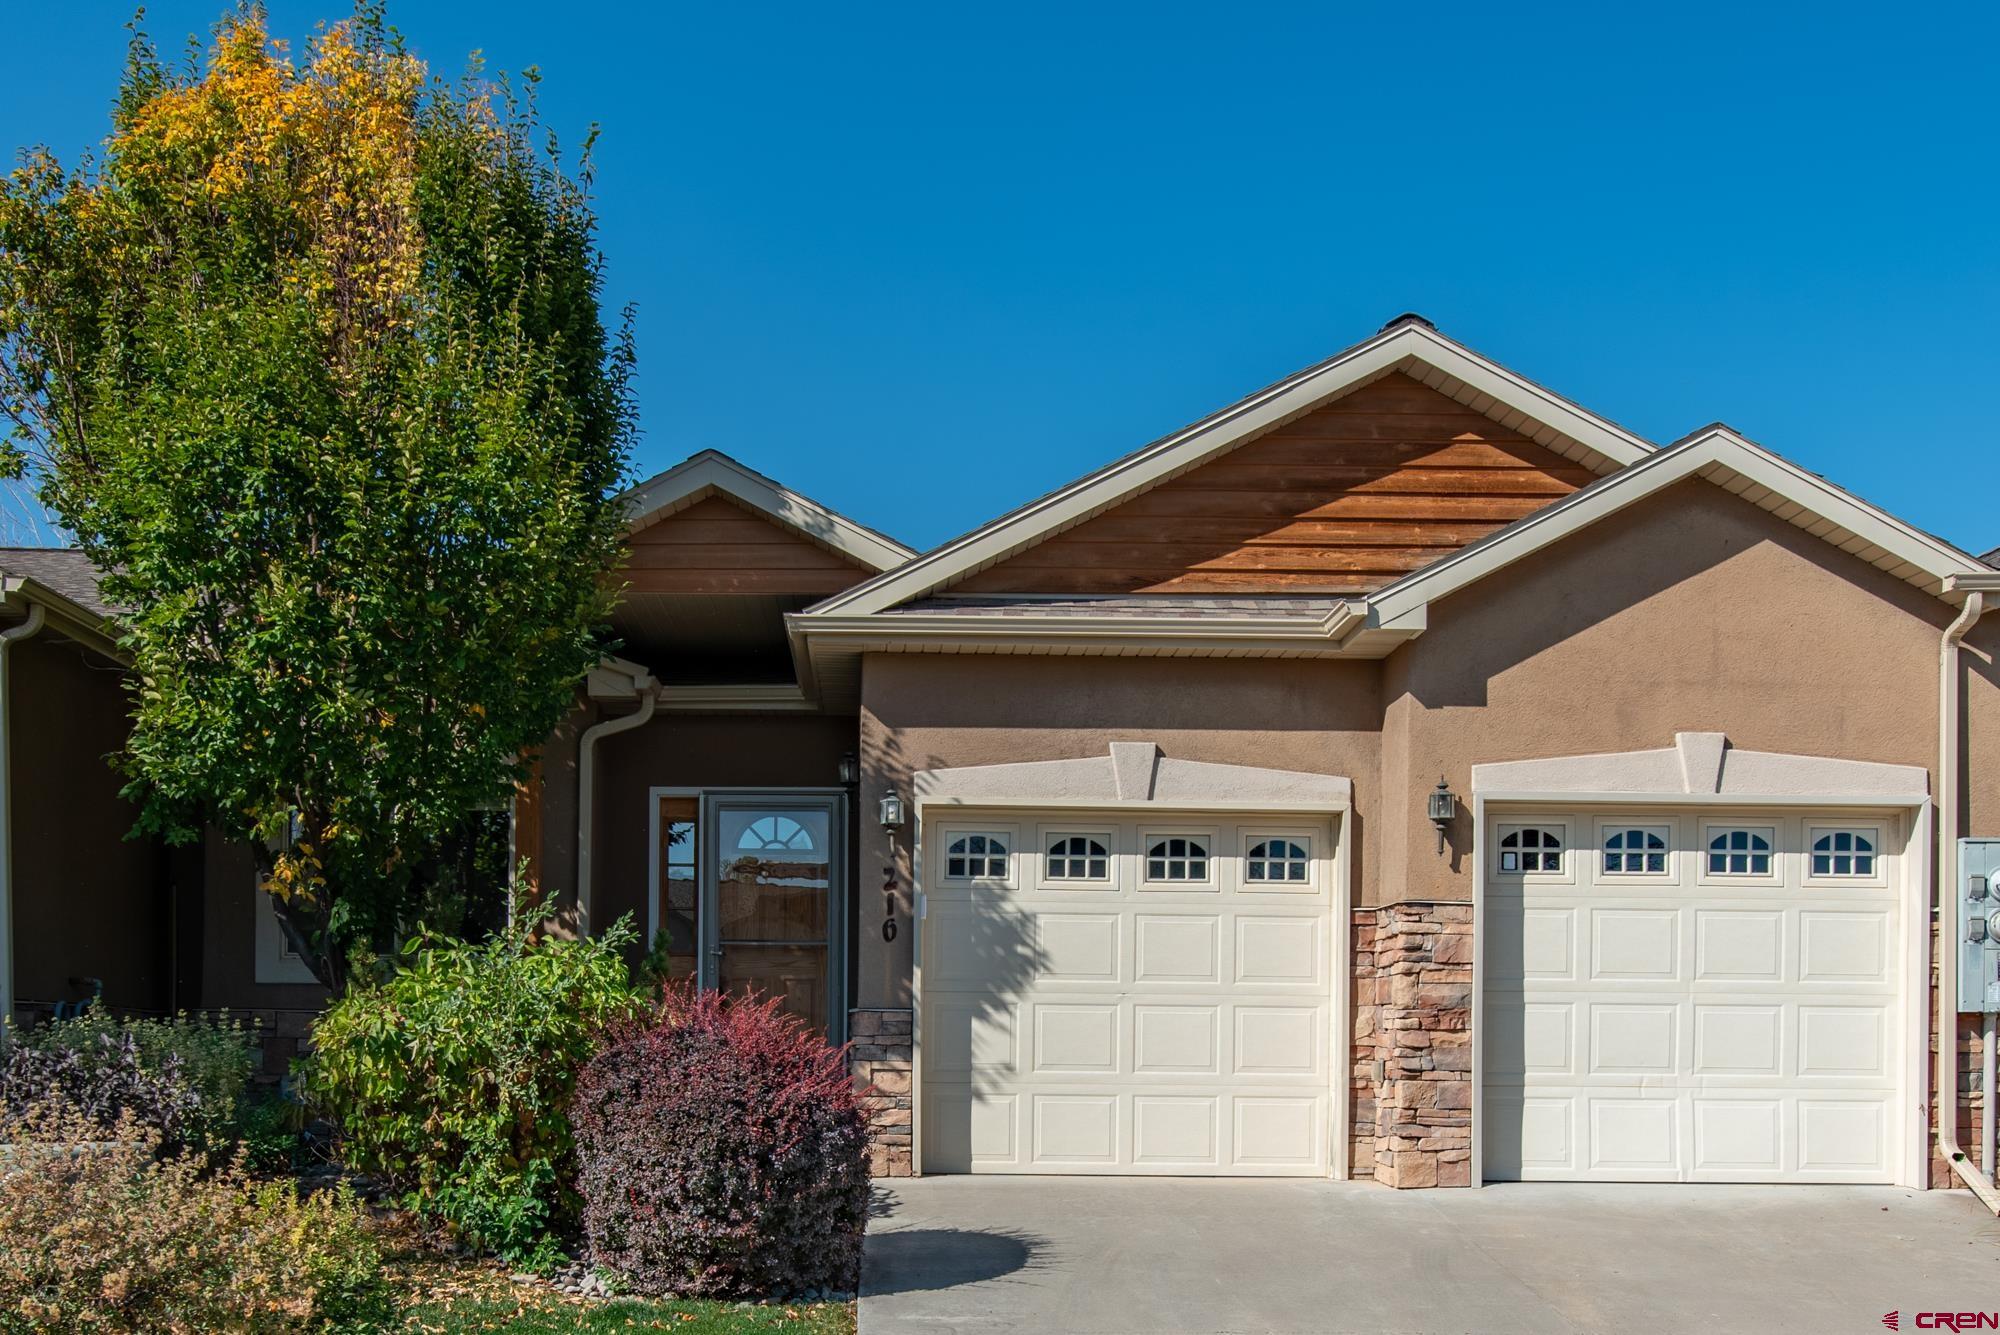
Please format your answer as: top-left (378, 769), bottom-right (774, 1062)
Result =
top-left (0, 6), bottom-right (633, 986)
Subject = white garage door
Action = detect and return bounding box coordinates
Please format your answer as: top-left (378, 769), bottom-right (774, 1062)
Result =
top-left (1485, 808), bottom-right (1906, 1183)
top-left (920, 812), bottom-right (1337, 1175)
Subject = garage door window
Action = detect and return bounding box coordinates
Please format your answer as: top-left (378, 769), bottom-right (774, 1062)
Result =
top-left (1046, 834), bottom-right (1111, 881)
top-left (1245, 838), bottom-right (1310, 883)
top-left (1601, 826), bottom-right (1669, 875)
top-left (1497, 826), bottom-right (1563, 874)
top-left (1706, 827), bottom-right (1773, 876)
top-left (1810, 829), bottom-right (1876, 878)
top-left (1145, 836), bottom-right (1209, 882)
top-left (945, 832), bottom-right (1010, 881)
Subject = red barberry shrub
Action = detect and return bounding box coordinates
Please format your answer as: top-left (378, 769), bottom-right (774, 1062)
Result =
top-left (572, 983), bottom-right (870, 1298)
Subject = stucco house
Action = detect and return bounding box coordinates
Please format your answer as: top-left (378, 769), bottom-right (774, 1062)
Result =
top-left (9, 314), bottom-right (2000, 1195)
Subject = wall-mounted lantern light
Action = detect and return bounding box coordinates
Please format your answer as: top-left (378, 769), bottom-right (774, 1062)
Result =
top-left (1427, 776), bottom-right (1456, 855)
top-left (878, 790), bottom-right (906, 833)
top-left (837, 751), bottom-right (859, 786)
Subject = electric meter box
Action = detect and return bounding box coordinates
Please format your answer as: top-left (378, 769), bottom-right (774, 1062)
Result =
top-left (1960, 838), bottom-right (2000, 1013)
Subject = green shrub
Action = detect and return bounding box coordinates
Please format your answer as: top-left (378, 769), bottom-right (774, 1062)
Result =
top-left (0, 1098), bottom-right (392, 1333)
top-left (232, 1087), bottom-right (303, 1174)
top-left (304, 907), bottom-right (640, 1262)
top-left (0, 1011), bottom-right (255, 1149)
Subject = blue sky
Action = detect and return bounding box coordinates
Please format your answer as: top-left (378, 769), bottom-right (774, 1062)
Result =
top-left (7, 3), bottom-right (1997, 555)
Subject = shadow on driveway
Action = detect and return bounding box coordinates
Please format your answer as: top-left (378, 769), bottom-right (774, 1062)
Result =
top-left (863, 1226), bottom-right (1047, 1296)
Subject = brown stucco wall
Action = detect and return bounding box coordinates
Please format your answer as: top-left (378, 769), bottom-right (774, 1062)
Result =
top-left (857, 654), bottom-right (1383, 1008)
top-left (9, 631), bottom-right (170, 1014)
top-left (1378, 479), bottom-right (1986, 905)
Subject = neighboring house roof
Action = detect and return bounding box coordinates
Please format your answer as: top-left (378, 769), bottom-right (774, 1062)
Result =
top-left (621, 450), bottom-right (914, 573)
top-left (0, 547), bottom-right (116, 620)
top-left (802, 315), bottom-right (1658, 619)
top-left (0, 547), bottom-right (122, 657)
top-left (1983, 545), bottom-right (1999, 569)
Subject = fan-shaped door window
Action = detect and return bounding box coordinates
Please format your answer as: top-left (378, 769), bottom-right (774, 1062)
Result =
top-left (737, 815), bottom-right (819, 852)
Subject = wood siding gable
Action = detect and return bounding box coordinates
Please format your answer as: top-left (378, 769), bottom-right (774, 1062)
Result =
top-left (622, 494), bottom-right (874, 596)
top-left (954, 373), bottom-right (1595, 595)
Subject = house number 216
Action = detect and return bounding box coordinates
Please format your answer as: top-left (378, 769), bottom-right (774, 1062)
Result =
top-left (881, 869), bottom-right (898, 943)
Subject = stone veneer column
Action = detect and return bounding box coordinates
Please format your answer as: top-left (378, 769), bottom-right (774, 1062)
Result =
top-left (849, 1008), bottom-right (914, 1177)
top-left (1355, 903), bottom-right (1473, 1187)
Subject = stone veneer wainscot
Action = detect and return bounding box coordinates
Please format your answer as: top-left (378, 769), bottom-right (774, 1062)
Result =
top-left (850, 1007), bottom-right (914, 1177)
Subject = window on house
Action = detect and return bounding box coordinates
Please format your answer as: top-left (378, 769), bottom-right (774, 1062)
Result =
top-left (1498, 827), bottom-right (1563, 873)
top-left (1046, 835), bottom-right (1110, 880)
top-left (1602, 827), bottom-right (1669, 875)
top-left (945, 833), bottom-right (1009, 880)
top-left (1707, 828), bottom-right (1773, 876)
top-left (1811, 830), bottom-right (1877, 877)
top-left (1146, 836), bottom-right (1209, 882)
top-left (1246, 838), bottom-right (1310, 883)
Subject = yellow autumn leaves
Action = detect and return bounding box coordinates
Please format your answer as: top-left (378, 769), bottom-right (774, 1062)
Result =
top-left (109, 12), bottom-right (430, 349)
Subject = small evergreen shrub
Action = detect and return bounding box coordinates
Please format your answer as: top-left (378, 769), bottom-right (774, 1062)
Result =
top-left (0, 1012), bottom-right (255, 1149)
top-left (0, 1098), bottom-right (391, 1333)
top-left (303, 908), bottom-right (639, 1262)
top-left (572, 983), bottom-right (870, 1298)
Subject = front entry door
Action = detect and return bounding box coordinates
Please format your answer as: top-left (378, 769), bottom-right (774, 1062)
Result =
top-left (699, 793), bottom-right (847, 1042)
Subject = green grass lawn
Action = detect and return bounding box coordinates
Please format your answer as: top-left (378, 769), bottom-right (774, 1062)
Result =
top-left (391, 1257), bottom-right (855, 1334)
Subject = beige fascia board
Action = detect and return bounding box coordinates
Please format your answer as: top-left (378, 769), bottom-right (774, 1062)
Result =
top-left (1368, 428), bottom-right (1993, 627)
top-left (792, 600), bottom-right (1368, 656)
top-left (806, 324), bottom-right (1655, 619)
top-left (1475, 790), bottom-right (1925, 809)
top-left (621, 451), bottom-right (914, 573)
top-left (915, 795), bottom-right (1351, 815)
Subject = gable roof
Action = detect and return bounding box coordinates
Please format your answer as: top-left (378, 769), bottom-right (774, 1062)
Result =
top-left (804, 315), bottom-right (1658, 618)
top-left (622, 450), bottom-right (914, 573)
top-left (1364, 424), bottom-right (1993, 631)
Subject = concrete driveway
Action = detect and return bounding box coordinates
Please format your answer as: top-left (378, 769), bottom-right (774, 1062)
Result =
top-left (861, 1177), bottom-right (2000, 1334)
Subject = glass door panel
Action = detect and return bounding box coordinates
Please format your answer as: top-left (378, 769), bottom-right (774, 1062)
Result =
top-left (705, 798), bottom-right (843, 1040)
top-left (654, 797), bottom-right (700, 982)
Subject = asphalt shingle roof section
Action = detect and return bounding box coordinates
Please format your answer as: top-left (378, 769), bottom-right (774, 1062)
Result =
top-left (1983, 546), bottom-right (1999, 569)
top-left (0, 547), bottom-right (116, 619)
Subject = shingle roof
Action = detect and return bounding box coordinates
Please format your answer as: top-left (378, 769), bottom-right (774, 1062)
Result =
top-left (0, 547), bottom-right (116, 619)
top-left (1983, 546), bottom-right (1999, 570)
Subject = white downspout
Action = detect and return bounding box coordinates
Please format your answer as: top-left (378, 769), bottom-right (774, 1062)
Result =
top-left (1936, 588), bottom-right (2000, 1210)
top-left (0, 602), bottom-right (46, 1025)
top-left (575, 676), bottom-right (657, 938)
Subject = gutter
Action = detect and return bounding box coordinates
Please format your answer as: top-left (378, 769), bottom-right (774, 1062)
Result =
top-left (574, 674), bottom-right (658, 938)
top-left (0, 601), bottom-right (47, 1023)
top-left (1938, 574), bottom-right (2000, 1210)
top-left (791, 601), bottom-right (1370, 655)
